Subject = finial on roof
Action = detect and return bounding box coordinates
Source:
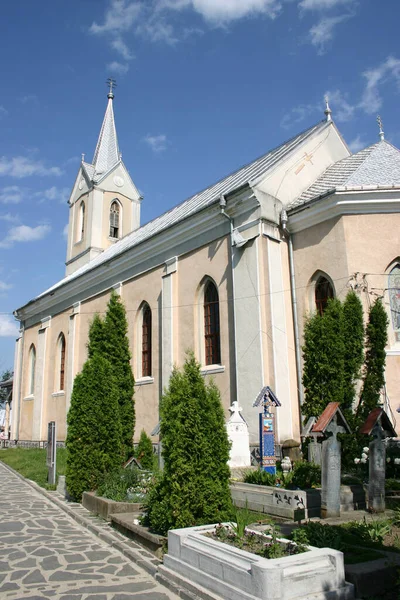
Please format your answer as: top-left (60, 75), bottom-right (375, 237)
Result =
top-left (377, 115), bottom-right (385, 141)
top-left (324, 95), bottom-right (332, 122)
top-left (107, 77), bottom-right (117, 100)
top-left (81, 153), bottom-right (85, 163)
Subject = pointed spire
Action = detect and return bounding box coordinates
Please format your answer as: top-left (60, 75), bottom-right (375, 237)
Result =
top-left (324, 96), bottom-right (332, 122)
top-left (377, 115), bottom-right (385, 141)
top-left (92, 82), bottom-right (120, 178)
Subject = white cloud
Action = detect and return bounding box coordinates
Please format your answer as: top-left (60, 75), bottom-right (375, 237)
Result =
top-left (158, 0), bottom-right (281, 23)
top-left (0, 106), bottom-right (8, 119)
top-left (137, 17), bottom-right (178, 43)
top-left (359, 56), bottom-right (400, 115)
top-left (281, 103), bottom-right (317, 129)
top-left (35, 186), bottom-right (70, 204)
top-left (144, 134), bottom-right (168, 153)
top-left (111, 37), bottom-right (135, 59)
top-left (90, 0), bottom-right (142, 34)
top-left (0, 315), bottom-right (19, 337)
top-left (324, 89), bottom-right (355, 122)
top-left (63, 224), bottom-right (69, 239)
top-left (107, 61), bottom-right (130, 75)
top-left (18, 94), bottom-right (38, 105)
top-left (348, 135), bottom-right (365, 153)
top-left (0, 156), bottom-right (63, 179)
top-left (0, 213), bottom-right (19, 223)
top-left (0, 186), bottom-right (23, 204)
top-left (299, 0), bottom-right (354, 10)
top-left (0, 281), bottom-right (12, 292)
top-left (0, 224), bottom-right (51, 249)
top-left (309, 13), bottom-right (350, 53)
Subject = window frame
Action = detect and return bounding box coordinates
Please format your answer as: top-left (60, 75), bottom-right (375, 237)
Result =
top-left (109, 199), bottom-right (121, 239)
top-left (28, 344), bottom-right (36, 396)
top-left (388, 264), bottom-right (400, 344)
top-left (78, 200), bottom-right (85, 241)
top-left (141, 304), bottom-right (152, 378)
top-left (56, 333), bottom-right (66, 392)
top-left (203, 280), bottom-right (221, 366)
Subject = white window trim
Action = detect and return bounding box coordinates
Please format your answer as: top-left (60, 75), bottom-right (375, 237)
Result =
top-left (307, 270), bottom-right (335, 314)
top-left (200, 365), bottom-right (225, 376)
top-left (135, 376), bottom-right (155, 386)
top-left (135, 302), bottom-right (152, 380)
top-left (54, 333), bottom-right (66, 393)
top-left (109, 199), bottom-right (122, 240)
top-left (77, 200), bottom-right (85, 243)
top-left (195, 276), bottom-right (222, 368)
top-left (28, 345), bottom-right (36, 397)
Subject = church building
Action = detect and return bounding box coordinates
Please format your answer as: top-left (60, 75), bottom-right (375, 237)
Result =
top-left (11, 89), bottom-right (400, 446)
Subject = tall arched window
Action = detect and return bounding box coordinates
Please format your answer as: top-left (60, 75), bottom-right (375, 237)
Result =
top-left (57, 333), bottom-right (66, 391)
top-left (28, 344), bottom-right (36, 396)
top-left (315, 276), bottom-right (334, 316)
top-left (204, 281), bottom-right (221, 365)
top-left (389, 264), bottom-right (400, 342)
top-left (109, 200), bottom-right (120, 239)
top-left (79, 201), bottom-right (85, 241)
top-left (142, 304), bottom-right (152, 377)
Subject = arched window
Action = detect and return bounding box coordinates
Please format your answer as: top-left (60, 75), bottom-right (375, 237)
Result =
top-left (142, 304), bottom-right (152, 377)
top-left (389, 264), bottom-right (400, 342)
top-left (28, 344), bottom-right (36, 396)
top-left (57, 333), bottom-right (66, 391)
top-left (315, 276), bottom-right (334, 316)
top-left (79, 201), bottom-right (85, 240)
top-left (204, 281), bottom-right (221, 365)
top-left (109, 200), bottom-right (120, 239)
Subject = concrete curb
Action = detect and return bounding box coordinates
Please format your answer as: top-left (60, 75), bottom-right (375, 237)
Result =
top-left (0, 461), bottom-right (198, 599)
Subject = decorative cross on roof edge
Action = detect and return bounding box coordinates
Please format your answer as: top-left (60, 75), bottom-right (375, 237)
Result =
top-left (253, 386), bottom-right (281, 408)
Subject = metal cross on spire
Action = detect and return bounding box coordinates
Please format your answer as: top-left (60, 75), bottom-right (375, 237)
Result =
top-left (107, 77), bottom-right (117, 100)
top-left (377, 115), bottom-right (385, 141)
top-left (324, 95), bottom-right (332, 122)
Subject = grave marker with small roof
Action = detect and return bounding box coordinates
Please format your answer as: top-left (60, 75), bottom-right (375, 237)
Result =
top-left (360, 407), bottom-right (397, 513)
top-left (301, 416), bottom-right (322, 466)
top-left (253, 386), bottom-right (281, 474)
top-left (312, 402), bottom-right (351, 518)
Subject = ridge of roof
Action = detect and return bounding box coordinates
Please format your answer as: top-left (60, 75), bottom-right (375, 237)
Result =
top-left (24, 119), bottom-right (328, 307)
top-left (289, 139), bottom-right (400, 210)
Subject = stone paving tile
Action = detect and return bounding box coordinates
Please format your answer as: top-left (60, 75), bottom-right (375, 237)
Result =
top-left (0, 461), bottom-right (181, 600)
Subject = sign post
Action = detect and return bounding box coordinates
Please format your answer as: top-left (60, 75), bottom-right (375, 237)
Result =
top-left (253, 386), bottom-right (281, 475)
top-left (47, 421), bottom-right (56, 486)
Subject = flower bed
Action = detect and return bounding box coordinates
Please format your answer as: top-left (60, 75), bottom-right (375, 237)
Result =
top-left (160, 523), bottom-right (354, 600)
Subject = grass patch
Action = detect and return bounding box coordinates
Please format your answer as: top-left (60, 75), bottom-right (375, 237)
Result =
top-left (0, 448), bottom-right (66, 489)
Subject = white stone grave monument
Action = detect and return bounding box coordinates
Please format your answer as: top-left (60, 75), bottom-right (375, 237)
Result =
top-left (226, 401), bottom-right (251, 468)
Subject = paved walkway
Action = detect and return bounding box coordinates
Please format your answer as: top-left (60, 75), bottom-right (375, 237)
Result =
top-left (0, 462), bottom-right (181, 600)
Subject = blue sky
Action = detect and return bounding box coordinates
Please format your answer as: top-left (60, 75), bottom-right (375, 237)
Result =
top-left (0, 0), bottom-right (400, 371)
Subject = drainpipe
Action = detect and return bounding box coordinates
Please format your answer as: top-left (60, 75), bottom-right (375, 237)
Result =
top-left (280, 210), bottom-right (304, 413)
top-left (219, 195), bottom-right (239, 403)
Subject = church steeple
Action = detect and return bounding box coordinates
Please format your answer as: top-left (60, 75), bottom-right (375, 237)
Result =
top-left (92, 80), bottom-right (120, 179)
top-left (65, 83), bottom-right (142, 277)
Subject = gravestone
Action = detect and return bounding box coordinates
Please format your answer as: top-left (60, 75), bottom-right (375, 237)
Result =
top-left (360, 407), bottom-right (397, 513)
top-left (226, 401), bottom-right (251, 468)
top-left (302, 417), bottom-right (322, 466)
top-left (253, 386), bottom-right (281, 475)
top-left (312, 403), bottom-right (351, 518)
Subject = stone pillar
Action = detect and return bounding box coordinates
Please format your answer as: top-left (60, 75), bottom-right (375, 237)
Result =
top-left (321, 433), bottom-right (341, 518)
top-left (161, 257), bottom-right (177, 392)
top-left (66, 303), bottom-right (80, 417)
top-left (32, 317), bottom-right (51, 441)
top-left (10, 329), bottom-right (23, 441)
top-left (308, 438), bottom-right (322, 466)
top-left (368, 425), bottom-right (386, 513)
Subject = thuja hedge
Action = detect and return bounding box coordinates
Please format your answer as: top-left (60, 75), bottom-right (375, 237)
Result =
top-left (66, 354), bottom-right (122, 501)
top-left (146, 354), bottom-right (232, 535)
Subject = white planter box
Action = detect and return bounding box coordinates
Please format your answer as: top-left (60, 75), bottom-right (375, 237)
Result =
top-left (161, 524), bottom-right (354, 600)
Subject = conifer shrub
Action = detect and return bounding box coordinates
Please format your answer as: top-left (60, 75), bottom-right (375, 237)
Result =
top-left (136, 429), bottom-right (155, 470)
top-left (342, 291), bottom-right (364, 412)
top-left (103, 292), bottom-right (135, 458)
top-left (357, 298), bottom-right (388, 421)
top-left (66, 354), bottom-right (122, 501)
top-left (146, 354), bottom-right (232, 535)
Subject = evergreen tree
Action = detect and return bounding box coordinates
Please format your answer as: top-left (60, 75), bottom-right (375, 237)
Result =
top-left (136, 429), bottom-right (155, 470)
top-left (87, 313), bottom-right (105, 359)
top-left (342, 291), bottom-right (364, 412)
top-left (102, 292), bottom-right (135, 457)
top-left (0, 369), bottom-right (13, 409)
top-left (146, 354), bottom-right (232, 535)
top-left (357, 298), bottom-right (388, 421)
top-left (302, 298), bottom-right (345, 421)
top-left (66, 354), bottom-right (122, 501)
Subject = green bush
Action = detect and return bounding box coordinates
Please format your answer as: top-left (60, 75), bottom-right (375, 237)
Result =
top-left (146, 354), bottom-right (232, 535)
top-left (136, 430), bottom-right (155, 471)
top-left (66, 354), bottom-right (122, 501)
top-left (291, 462), bottom-right (321, 489)
top-left (243, 469), bottom-right (276, 487)
top-left (97, 467), bottom-right (148, 502)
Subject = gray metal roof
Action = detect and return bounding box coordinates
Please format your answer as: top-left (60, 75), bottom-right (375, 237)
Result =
top-left (36, 120), bottom-right (327, 300)
top-left (92, 96), bottom-right (120, 180)
top-left (289, 140), bottom-right (400, 210)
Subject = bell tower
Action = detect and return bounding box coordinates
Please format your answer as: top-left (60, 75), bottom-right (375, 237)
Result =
top-left (65, 81), bottom-right (142, 276)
